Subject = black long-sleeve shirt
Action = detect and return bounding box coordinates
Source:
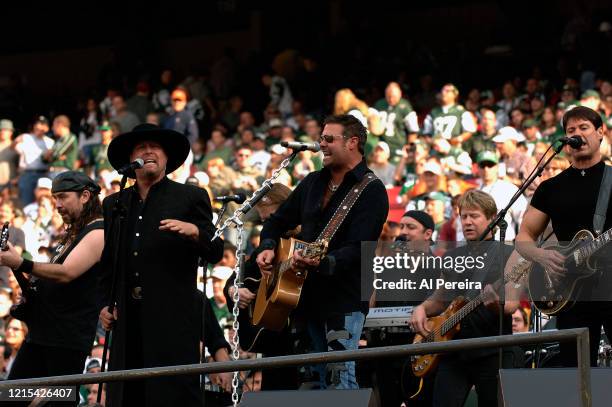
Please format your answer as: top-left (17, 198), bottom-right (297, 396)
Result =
top-left (260, 159), bottom-right (389, 318)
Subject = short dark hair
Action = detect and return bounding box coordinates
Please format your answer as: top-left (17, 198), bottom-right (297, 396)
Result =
top-left (323, 114), bottom-right (367, 154)
top-left (562, 106), bottom-right (603, 131)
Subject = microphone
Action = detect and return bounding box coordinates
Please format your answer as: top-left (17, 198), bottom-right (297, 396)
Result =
top-left (117, 158), bottom-right (144, 175)
top-left (280, 140), bottom-right (321, 152)
top-left (559, 136), bottom-right (584, 149)
top-left (215, 193), bottom-right (247, 204)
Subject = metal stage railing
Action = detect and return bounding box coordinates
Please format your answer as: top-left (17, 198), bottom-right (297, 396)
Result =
top-left (0, 328), bottom-right (592, 406)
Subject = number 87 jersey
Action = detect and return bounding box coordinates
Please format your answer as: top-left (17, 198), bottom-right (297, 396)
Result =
top-left (422, 104), bottom-right (476, 140)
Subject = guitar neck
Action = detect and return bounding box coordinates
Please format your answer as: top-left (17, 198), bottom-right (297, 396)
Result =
top-left (437, 279), bottom-right (503, 337)
top-left (578, 228), bottom-right (612, 262)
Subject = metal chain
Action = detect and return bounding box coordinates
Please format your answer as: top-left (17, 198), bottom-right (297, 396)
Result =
top-left (212, 155), bottom-right (293, 241)
top-left (230, 224), bottom-right (244, 407)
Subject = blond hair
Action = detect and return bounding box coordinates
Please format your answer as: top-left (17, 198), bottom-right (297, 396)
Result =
top-left (458, 189), bottom-right (497, 219)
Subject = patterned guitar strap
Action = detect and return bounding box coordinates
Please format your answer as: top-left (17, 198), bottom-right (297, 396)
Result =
top-left (315, 172), bottom-right (379, 245)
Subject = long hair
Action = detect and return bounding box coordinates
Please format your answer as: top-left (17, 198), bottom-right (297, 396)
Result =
top-left (61, 191), bottom-right (103, 245)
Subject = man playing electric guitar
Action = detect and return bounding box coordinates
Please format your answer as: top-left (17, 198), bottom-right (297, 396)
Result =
top-left (517, 106), bottom-right (612, 366)
top-left (410, 190), bottom-right (523, 406)
top-left (256, 114), bottom-right (388, 390)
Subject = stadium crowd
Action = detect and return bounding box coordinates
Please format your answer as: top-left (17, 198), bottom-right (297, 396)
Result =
top-left (0, 19), bottom-right (610, 406)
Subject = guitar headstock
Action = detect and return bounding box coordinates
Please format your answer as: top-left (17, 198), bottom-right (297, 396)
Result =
top-left (303, 239), bottom-right (329, 261)
top-left (0, 222), bottom-right (9, 251)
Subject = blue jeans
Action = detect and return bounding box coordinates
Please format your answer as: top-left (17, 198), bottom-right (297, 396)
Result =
top-left (18, 170), bottom-right (48, 206)
top-left (307, 311), bottom-right (365, 389)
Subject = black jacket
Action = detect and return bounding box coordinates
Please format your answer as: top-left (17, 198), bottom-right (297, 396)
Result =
top-left (260, 159), bottom-right (389, 318)
top-left (102, 177), bottom-right (223, 407)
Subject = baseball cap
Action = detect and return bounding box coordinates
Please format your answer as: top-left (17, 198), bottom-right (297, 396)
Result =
top-left (253, 132), bottom-right (266, 142)
top-left (34, 115), bottom-right (49, 126)
top-left (193, 171), bottom-right (209, 186)
top-left (268, 118), bottom-right (283, 129)
top-left (98, 121), bottom-right (112, 131)
top-left (422, 161), bottom-right (443, 176)
top-left (581, 90), bottom-right (600, 100)
top-left (492, 126), bottom-right (525, 143)
top-left (425, 191), bottom-right (449, 203)
top-left (476, 150), bottom-right (499, 165)
top-left (374, 141), bottom-right (390, 156)
top-left (36, 177), bottom-right (53, 190)
top-left (0, 119), bottom-right (14, 131)
top-left (270, 144), bottom-right (287, 155)
top-left (522, 119), bottom-right (538, 129)
top-left (211, 266), bottom-right (233, 280)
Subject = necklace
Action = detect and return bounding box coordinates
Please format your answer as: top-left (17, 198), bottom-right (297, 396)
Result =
top-left (328, 181), bottom-right (339, 192)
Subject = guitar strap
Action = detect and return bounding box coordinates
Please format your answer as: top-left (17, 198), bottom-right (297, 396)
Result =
top-left (593, 165), bottom-right (612, 236)
top-left (316, 172), bottom-right (379, 244)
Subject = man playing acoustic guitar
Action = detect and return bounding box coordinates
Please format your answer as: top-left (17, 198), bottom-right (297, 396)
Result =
top-left (410, 190), bottom-right (522, 406)
top-left (256, 114), bottom-right (388, 389)
top-left (517, 106), bottom-right (612, 366)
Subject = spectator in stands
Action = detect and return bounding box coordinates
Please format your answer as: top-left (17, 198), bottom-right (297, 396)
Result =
top-left (262, 71), bottom-right (293, 118)
top-left (368, 141), bottom-right (396, 187)
top-left (0, 340), bottom-right (7, 379)
top-left (492, 126), bottom-right (531, 183)
top-left (292, 149), bottom-right (316, 184)
top-left (23, 177), bottom-right (52, 219)
top-left (0, 203), bottom-right (25, 286)
top-left (465, 108), bottom-right (497, 160)
top-left (0, 120), bottom-right (18, 198)
top-left (163, 88), bottom-right (199, 144)
top-left (422, 83), bottom-right (476, 146)
top-left (209, 266), bottom-right (233, 325)
top-left (22, 194), bottom-right (62, 262)
top-left (77, 98), bottom-right (102, 160)
top-left (152, 68), bottom-right (175, 115)
top-left (476, 150), bottom-right (527, 241)
top-left (127, 81), bottom-right (154, 123)
top-left (204, 128), bottom-right (233, 165)
top-left (5, 317), bottom-right (27, 375)
top-left (250, 133), bottom-right (271, 175)
top-left (580, 89), bottom-right (602, 112)
top-left (509, 107), bottom-right (526, 130)
top-left (206, 158), bottom-right (236, 197)
top-left (374, 82), bottom-right (420, 163)
top-left (89, 120), bottom-right (115, 179)
top-left (111, 95), bottom-right (140, 133)
top-left (44, 115), bottom-right (79, 178)
top-left (511, 307), bottom-right (530, 333)
top-left (15, 116), bottom-right (53, 206)
top-left (232, 146), bottom-right (261, 194)
top-left (266, 144), bottom-right (292, 187)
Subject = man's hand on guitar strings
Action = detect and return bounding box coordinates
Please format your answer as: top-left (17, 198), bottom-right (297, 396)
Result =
top-left (256, 249), bottom-right (275, 277)
top-left (0, 242), bottom-right (24, 270)
top-left (535, 248), bottom-right (566, 276)
top-left (482, 284), bottom-right (500, 307)
top-left (230, 286), bottom-right (256, 308)
top-left (410, 305), bottom-right (431, 337)
top-left (291, 249), bottom-right (320, 271)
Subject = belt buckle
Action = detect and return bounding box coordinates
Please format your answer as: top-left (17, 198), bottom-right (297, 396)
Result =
top-left (131, 286), bottom-right (143, 300)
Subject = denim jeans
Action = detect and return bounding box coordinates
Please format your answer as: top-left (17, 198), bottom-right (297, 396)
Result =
top-left (18, 170), bottom-right (48, 206)
top-left (307, 311), bottom-right (365, 389)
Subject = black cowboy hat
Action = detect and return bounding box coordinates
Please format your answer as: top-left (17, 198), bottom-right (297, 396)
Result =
top-left (107, 123), bottom-right (190, 177)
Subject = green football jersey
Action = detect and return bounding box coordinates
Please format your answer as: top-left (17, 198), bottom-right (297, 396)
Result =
top-left (422, 104), bottom-right (476, 139)
top-left (374, 98), bottom-right (419, 157)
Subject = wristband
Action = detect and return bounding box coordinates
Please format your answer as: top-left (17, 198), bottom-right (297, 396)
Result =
top-left (14, 258), bottom-right (33, 275)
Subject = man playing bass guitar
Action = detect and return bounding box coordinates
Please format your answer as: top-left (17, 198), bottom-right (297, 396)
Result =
top-left (410, 190), bottom-right (523, 406)
top-left (517, 106), bottom-right (612, 366)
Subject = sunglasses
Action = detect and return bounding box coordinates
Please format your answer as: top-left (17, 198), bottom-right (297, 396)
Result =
top-left (478, 161), bottom-right (497, 168)
top-left (319, 134), bottom-right (345, 143)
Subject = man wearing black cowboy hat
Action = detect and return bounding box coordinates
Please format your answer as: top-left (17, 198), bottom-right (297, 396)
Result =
top-left (98, 124), bottom-right (223, 407)
top-left (0, 171), bottom-right (105, 403)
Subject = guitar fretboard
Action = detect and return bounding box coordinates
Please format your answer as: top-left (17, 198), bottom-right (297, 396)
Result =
top-left (576, 228), bottom-right (612, 264)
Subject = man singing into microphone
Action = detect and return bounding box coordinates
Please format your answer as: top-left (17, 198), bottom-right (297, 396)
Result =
top-left (257, 114), bottom-right (389, 389)
top-left (98, 124), bottom-right (223, 406)
top-left (0, 171), bottom-right (104, 400)
top-left (517, 105), bottom-right (612, 366)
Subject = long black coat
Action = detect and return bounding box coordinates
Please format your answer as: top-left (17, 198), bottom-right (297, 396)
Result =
top-left (102, 177), bottom-right (223, 407)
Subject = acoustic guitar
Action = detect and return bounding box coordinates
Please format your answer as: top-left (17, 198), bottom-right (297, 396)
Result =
top-left (251, 237), bottom-right (327, 331)
top-left (411, 257), bottom-right (530, 377)
top-left (528, 227), bottom-right (612, 315)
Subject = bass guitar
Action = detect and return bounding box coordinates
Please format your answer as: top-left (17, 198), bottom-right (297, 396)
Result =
top-left (251, 237), bottom-right (327, 331)
top-left (1, 222), bottom-right (38, 322)
top-left (411, 257), bottom-right (530, 377)
top-left (528, 227), bottom-right (612, 315)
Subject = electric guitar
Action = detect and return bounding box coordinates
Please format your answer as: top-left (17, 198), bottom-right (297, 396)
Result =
top-left (251, 237), bottom-right (327, 331)
top-left (528, 227), bottom-right (612, 315)
top-left (411, 257), bottom-right (530, 378)
top-left (1, 222), bottom-right (38, 322)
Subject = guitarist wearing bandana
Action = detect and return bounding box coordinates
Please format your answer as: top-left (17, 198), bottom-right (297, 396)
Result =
top-left (0, 171), bottom-right (104, 403)
top-left (256, 114), bottom-right (388, 390)
top-left (517, 106), bottom-right (612, 366)
top-left (410, 190), bottom-right (523, 406)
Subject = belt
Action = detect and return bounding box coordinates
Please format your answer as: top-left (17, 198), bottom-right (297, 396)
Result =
top-left (131, 286), bottom-right (143, 300)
